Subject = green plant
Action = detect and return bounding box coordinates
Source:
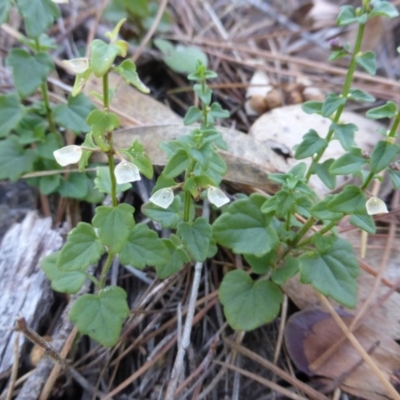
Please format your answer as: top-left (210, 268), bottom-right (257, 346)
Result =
top-left (7, 0), bottom-right (397, 348)
top-left (0, 0), bottom-right (102, 203)
top-left (212, 0), bottom-right (400, 330)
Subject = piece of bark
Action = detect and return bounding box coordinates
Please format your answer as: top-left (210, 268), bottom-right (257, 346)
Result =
top-left (0, 212), bottom-right (62, 374)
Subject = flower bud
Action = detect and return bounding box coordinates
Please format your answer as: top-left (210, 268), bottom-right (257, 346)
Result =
top-left (53, 145), bottom-right (82, 166)
top-left (149, 188), bottom-right (174, 209)
top-left (207, 186), bottom-right (230, 208)
top-left (366, 197), bottom-right (388, 215)
top-left (62, 58), bottom-right (89, 74)
top-left (114, 161), bottom-right (141, 184)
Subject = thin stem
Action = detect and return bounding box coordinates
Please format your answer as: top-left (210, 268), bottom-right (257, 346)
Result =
top-left (297, 221), bottom-right (337, 247)
top-left (305, 21), bottom-right (366, 181)
top-left (290, 216), bottom-right (317, 247)
top-left (388, 111), bottom-right (400, 139)
top-left (102, 74), bottom-right (118, 207)
top-left (100, 253), bottom-right (114, 288)
top-left (183, 190), bottom-right (192, 222)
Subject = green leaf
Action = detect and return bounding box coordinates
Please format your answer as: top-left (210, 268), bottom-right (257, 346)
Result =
top-left (72, 68), bottom-right (92, 97)
top-left (209, 102), bottom-right (229, 119)
top-left (119, 224), bottom-right (170, 268)
top-left (114, 59), bottom-right (150, 93)
top-left (193, 83), bottom-right (212, 105)
top-left (59, 173), bottom-right (89, 199)
top-left (41, 252), bottom-right (86, 294)
top-left (337, 5), bottom-right (357, 26)
top-left (366, 101), bottom-right (397, 119)
top-left (0, 0), bottom-right (12, 24)
top-left (53, 93), bottom-right (95, 133)
top-left (322, 93), bottom-right (346, 117)
top-left (36, 132), bottom-right (62, 160)
top-left (57, 222), bottom-right (105, 271)
top-left (294, 130), bottom-right (327, 159)
top-left (272, 257), bottom-right (299, 285)
top-left (156, 236), bottom-right (190, 279)
top-left (388, 168), bottom-right (400, 189)
top-left (330, 122), bottom-right (357, 151)
top-left (370, 140), bottom-right (400, 174)
top-left (119, 140), bottom-right (153, 179)
top-left (183, 106), bottom-right (203, 125)
top-left (78, 133), bottom-right (97, 171)
top-left (370, 0), bottom-right (399, 19)
top-left (348, 88), bottom-right (375, 103)
top-left (350, 212), bottom-right (376, 234)
top-left (154, 39), bottom-right (208, 75)
top-left (327, 185), bottom-right (367, 213)
top-left (177, 217), bottom-right (212, 262)
top-left (311, 159), bottom-right (336, 190)
top-left (299, 236), bottom-right (359, 308)
top-left (213, 194), bottom-right (278, 257)
top-left (94, 166), bottom-right (131, 195)
top-left (6, 49), bottom-right (54, 98)
top-left (310, 196), bottom-right (343, 221)
top-left (16, 114), bottom-right (46, 144)
top-left (301, 101), bottom-right (322, 115)
top-left (219, 270), bottom-right (283, 330)
top-left (39, 174), bottom-right (61, 195)
top-left (69, 286), bottom-right (129, 347)
top-left (163, 149), bottom-right (190, 178)
top-left (329, 147), bottom-right (367, 175)
top-left (16, 0), bottom-right (60, 38)
top-left (92, 204), bottom-right (135, 254)
top-left (355, 51), bottom-right (377, 76)
top-left (0, 94), bottom-right (25, 137)
top-left (86, 110), bottom-right (120, 151)
top-left (0, 135), bottom-right (36, 181)
top-left (90, 39), bottom-right (124, 77)
top-left (244, 252), bottom-right (275, 275)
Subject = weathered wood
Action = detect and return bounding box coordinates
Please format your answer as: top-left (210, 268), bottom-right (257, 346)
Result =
top-left (0, 212), bottom-right (62, 374)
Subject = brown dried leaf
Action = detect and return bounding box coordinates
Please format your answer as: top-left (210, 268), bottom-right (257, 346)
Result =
top-left (285, 308), bottom-right (400, 400)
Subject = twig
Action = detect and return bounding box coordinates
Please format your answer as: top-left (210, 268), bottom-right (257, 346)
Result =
top-left (6, 332), bottom-right (20, 400)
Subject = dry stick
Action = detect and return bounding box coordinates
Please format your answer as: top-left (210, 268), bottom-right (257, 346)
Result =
top-left (224, 338), bottom-right (328, 400)
top-left (38, 326), bottom-right (78, 400)
top-left (131, 0), bottom-right (169, 62)
top-left (317, 293), bottom-right (400, 400)
top-left (310, 192), bottom-right (399, 372)
top-left (165, 267), bottom-right (202, 395)
top-left (214, 361), bottom-right (310, 400)
top-left (6, 332), bottom-right (20, 400)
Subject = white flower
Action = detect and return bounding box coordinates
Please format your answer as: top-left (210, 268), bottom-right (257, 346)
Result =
top-left (53, 145), bottom-right (82, 166)
top-left (62, 58), bottom-right (89, 74)
top-left (207, 186), bottom-right (230, 208)
top-left (366, 197), bottom-right (388, 215)
top-left (114, 161), bottom-right (141, 184)
top-left (149, 188), bottom-right (174, 209)
top-left (52, 0), bottom-right (69, 2)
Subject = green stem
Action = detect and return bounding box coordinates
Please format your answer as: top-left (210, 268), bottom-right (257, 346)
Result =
top-left (388, 111), bottom-right (400, 139)
top-left (183, 160), bottom-right (196, 222)
top-left (305, 21), bottom-right (366, 181)
top-left (290, 216), bottom-right (317, 247)
top-left (297, 220), bottom-right (337, 247)
top-left (99, 253), bottom-right (114, 289)
top-left (102, 74), bottom-right (118, 207)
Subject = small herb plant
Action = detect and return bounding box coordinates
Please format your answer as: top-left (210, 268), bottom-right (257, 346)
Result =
top-left (213, 0), bottom-right (400, 330)
top-left (3, 0), bottom-right (399, 347)
top-left (0, 0), bottom-right (101, 202)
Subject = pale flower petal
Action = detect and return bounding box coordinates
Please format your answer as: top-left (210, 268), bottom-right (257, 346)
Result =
top-left (207, 186), bottom-right (230, 208)
top-left (53, 145), bottom-right (82, 166)
top-left (115, 161), bottom-right (141, 184)
top-left (366, 197), bottom-right (388, 215)
top-left (149, 188), bottom-right (174, 209)
top-left (52, 0), bottom-right (69, 2)
top-left (62, 57), bottom-right (89, 74)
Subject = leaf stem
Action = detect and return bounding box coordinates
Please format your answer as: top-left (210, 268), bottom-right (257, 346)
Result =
top-left (102, 73), bottom-right (118, 207)
top-left (100, 252), bottom-right (114, 289)
top-left (290, 216), bottom-right (317, 247)
top-left (305, 20), bottom-right (366, 181)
